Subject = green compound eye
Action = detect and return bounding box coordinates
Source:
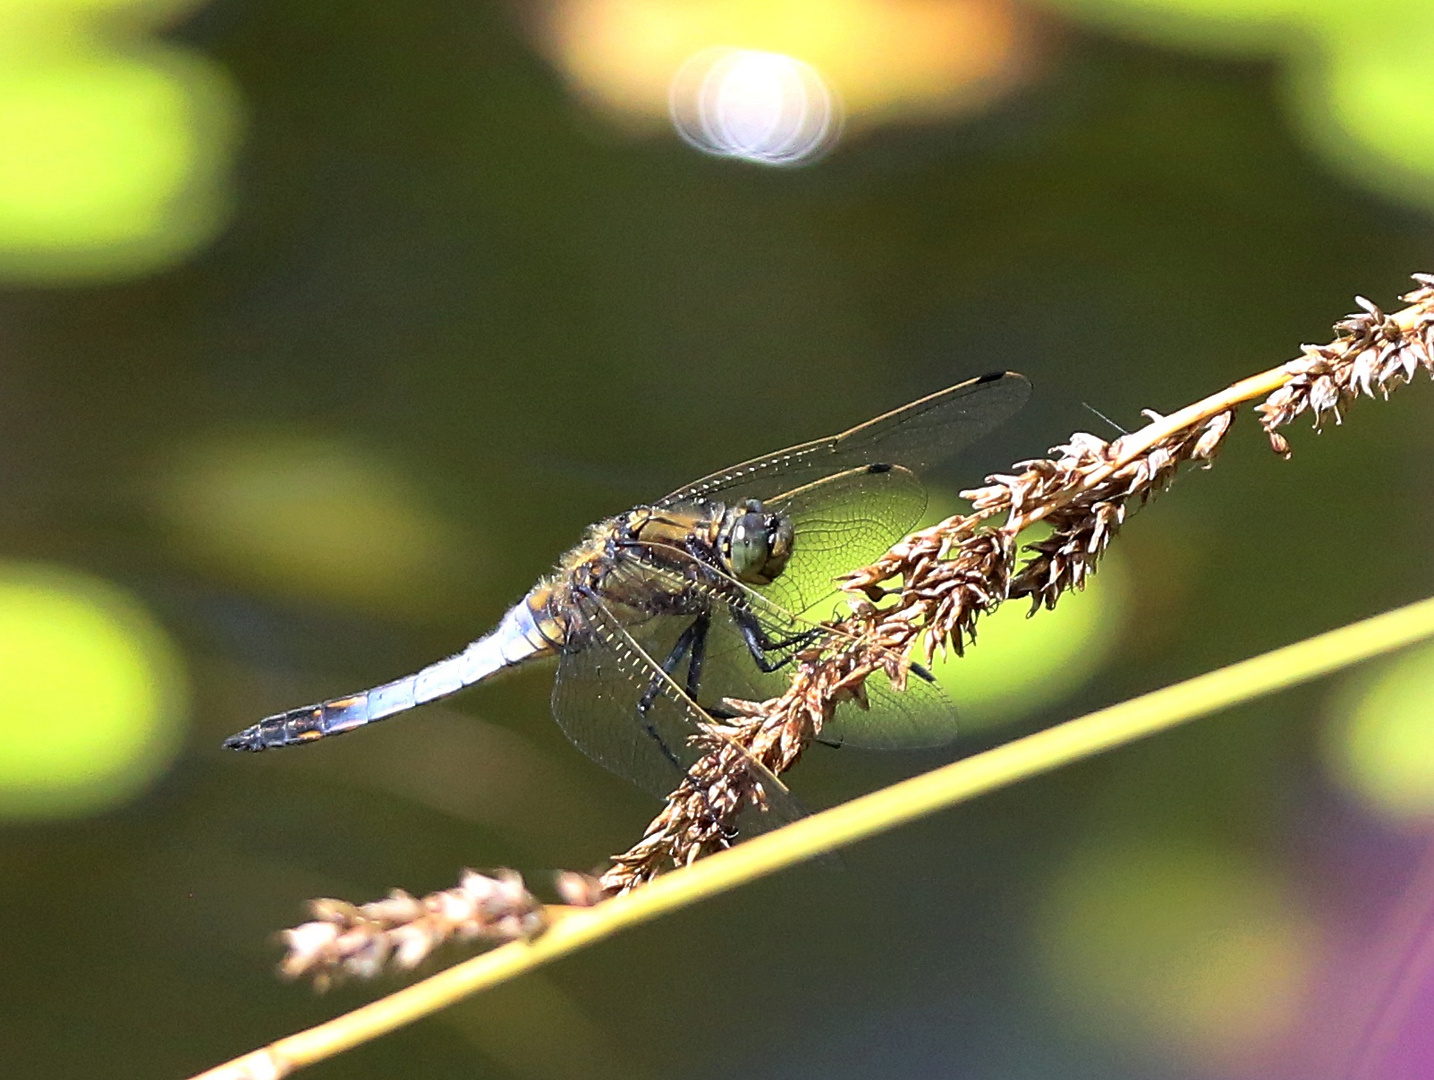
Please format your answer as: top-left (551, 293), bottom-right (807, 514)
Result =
top-left (726, 511), bottom-right (770, 581)
top-left (725, 510), bottom-right (794, 584)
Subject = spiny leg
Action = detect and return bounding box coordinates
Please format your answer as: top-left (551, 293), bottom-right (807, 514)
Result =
top-left (633, 613), bottom-right (736, 840)
top-left (627, 614), bottom-right (712, 788)
top-left (730, 605), bottom-right (822, 674)
top-left (637, 613), bottom-right (708, 713)
top-left (684, 611), bottom-right (710, 701)
top-left (730, 608), bottom-right (933, 685)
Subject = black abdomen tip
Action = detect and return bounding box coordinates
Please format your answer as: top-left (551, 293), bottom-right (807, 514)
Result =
top-left (222, 728), bottom-right (266, 752)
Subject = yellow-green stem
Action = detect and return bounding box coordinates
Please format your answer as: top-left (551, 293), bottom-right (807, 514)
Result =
top-left (193, 593), bottom-right (1434, 1080)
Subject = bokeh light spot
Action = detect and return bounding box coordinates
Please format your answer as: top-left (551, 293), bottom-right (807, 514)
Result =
top-left (0, 2), bottom-right (239, 282)
top-left (670, 49), bottom-right (840, 166)
top-left (537, 0), bottom-right (1031, 137)
top-left (1036, 839), bottom-right (1320, 1070)
top-left (929, 523), bottom-right (1129, 730)
top-left (1314, 26), bottom-right (1434, 203)
top-left (1039, 0), bottom-right (1434, 211)
top-left (0, 562), bottom-right (187, 818)
top-left (1323, 640), bottom-right (1434, 823)
top-left (152, 433), bottom-right (471, 618)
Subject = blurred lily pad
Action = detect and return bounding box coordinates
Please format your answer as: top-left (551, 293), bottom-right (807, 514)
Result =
top-left (1035, 837), bottom-right (1321, 1070)
top-left (1042, 0), bottom-right (1434, 210)
top-left (0, 0), bottom-right (238, 282)
top-left (0, 562), bottom-right (187, 818)
top-left (1323, 639), bottom-right (1434, 823)
top-left (152, 431), bottom-right (475, 619)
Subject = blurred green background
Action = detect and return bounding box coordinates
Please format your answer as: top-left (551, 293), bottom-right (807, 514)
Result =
top-left (3, 1), bottom-right (1434, 1077)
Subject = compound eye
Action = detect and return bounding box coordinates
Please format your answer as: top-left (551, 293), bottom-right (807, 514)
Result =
top-left (727, 512), bottom-right (771, 582)
top-left (764, 516), bottom-right (795, 578)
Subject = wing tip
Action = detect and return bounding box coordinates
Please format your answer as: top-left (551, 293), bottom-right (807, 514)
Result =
top-left (976, 369), bottom-right (1029, 387)
top-left (974, 369), bottom-right (1033, 408)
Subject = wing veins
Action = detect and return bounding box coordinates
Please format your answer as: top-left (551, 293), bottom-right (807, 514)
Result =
top-left (657, 372), bottom-right (1029, 506)
top-left (579, 592), bottom-right (797, 806)
top-left (619, 538), bottom-right (916, 673)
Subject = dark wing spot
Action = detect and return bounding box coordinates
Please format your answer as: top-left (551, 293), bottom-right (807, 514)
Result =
top-left (866, 462), bottom-right (893, 474)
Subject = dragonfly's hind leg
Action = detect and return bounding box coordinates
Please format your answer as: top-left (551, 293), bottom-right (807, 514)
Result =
top-left (684, 612), bottom-right (709, 700)
top-left (632, 613), bottom-right (741, 839)
top-left (637, 612), bottom-right (710, 712)
top-left (626, 613), bottom-right (710, 786)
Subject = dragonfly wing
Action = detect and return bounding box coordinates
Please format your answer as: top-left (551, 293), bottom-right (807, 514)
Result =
top-left (676, 559), bottom-right (962, 750)
top-left (601, 548), bottom-right (823, 699)
top-left (821, 666), bottom-right (960, 749)
top-left (551, 588), bottom-right (804, 824)
top-left (657, 371), bottom-right (1029, 507)
top-left (678, 583), bottom-right (960, 751)
top-left (762, 463), bottom-right (927, 617)
top-left (612, 539), bottom-right (962, 749)
top-left (551, 593), bottom-right (695, 798)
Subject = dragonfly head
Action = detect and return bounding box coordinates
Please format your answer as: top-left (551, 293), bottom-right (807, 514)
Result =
top-left (722, 499), bottom-right (795, 585)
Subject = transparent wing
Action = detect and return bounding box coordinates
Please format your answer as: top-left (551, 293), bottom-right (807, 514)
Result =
top-left (762, 463), bottom-right (926, 618)
top-left (687, 609), bottom-right (961, 751)
top-left (688, 598), bottom-right (962, 751)
top-left (551, 629), bottom-right (683, 799)
top-left (821, 666), bottom-right (959, 750)
top-left (657, 371), bottom-right (1030, 507)
top-left (594, 553), bottom-right (816, 704)
top-left (550, 588), bottom-right (803, 824)
top-left (608, 544), bottom-right (962, 751)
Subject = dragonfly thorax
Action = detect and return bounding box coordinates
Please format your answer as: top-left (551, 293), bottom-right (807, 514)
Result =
top-left (718, 498), bottom-right (794, 585)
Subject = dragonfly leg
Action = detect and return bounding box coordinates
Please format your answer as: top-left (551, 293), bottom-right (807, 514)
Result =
top-left (629, 613), bottom-right (737, 835)
top-left (627, 614), bottom-right (709, 785)
top-left (642, 721), bottom-right (688, 777)
top-left (685, 612), bottom-right (710, 700)
top-left (636, 613), bottom-right (709, 713)
top-left (632, 693), bottom-right (731, 842)
top-left (729, 606), bottom-right (822, 674)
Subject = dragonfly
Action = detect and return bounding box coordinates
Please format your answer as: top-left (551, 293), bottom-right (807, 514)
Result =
top-left (223, 372), bottom-right (1030, 802)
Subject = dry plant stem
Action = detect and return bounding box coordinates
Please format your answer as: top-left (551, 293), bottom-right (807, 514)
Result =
top-left (278, 870), bottom-right (551, 989)
top-left (600, 276), bottom-right (1434, 891)
top-left (195, 595), bottom-right (1434, 1080)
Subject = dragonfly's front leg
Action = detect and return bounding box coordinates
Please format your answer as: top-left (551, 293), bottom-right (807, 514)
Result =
top-left (729, 605), bottom-right (822, 674)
